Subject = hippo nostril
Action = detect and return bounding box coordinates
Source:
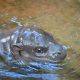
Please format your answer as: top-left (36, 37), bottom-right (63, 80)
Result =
top-left (51, 52), bottom-right (62, 58)
top-left (57, 52), bottom-right (61, 55)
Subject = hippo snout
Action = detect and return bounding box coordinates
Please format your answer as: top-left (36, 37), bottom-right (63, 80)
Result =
top-left (48, 43), bottom-right (67, 62)
top-left (50, 52), bottom-right (67, 62)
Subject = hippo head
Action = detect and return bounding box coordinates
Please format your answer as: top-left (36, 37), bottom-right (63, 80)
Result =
top-left (10, 25), bottom-right (67, 65)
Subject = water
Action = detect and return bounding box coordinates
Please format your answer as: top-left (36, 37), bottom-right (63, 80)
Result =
top-left (0, 0), bottom-right (80, 80)
top-left (0, 62), bottom-right (63, 80)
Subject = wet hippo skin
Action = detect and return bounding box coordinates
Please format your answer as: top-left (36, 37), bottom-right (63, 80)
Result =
top-left (0, 25), bottom-right (67, 66)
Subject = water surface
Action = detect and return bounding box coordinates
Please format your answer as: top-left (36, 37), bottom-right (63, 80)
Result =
top-left (0, 0), bottom-right (80, 80)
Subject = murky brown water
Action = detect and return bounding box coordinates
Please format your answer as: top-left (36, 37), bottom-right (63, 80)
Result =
top-left (0, 0), bottom-right (80, 80)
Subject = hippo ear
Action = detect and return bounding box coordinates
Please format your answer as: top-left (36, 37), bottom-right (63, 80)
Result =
top-left (12, 44), bottom-right (22, 51)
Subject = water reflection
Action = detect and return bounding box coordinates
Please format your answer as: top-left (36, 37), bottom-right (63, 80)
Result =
top-left (0, 71), bottom-right (59, 80)
top-left (0, 62), bottom-right (62, 80)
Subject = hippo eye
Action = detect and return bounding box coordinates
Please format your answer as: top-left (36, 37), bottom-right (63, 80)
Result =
top-left (34, 47), bottom-right (48, 53)
top-left (34, 47), bottom-right (43, 53)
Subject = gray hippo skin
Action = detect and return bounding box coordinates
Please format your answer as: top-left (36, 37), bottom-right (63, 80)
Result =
top-left (0, 25), bottom-right (67, 66)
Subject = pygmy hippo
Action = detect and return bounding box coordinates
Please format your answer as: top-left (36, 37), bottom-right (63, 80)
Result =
top-left (0, 25), bottom-right (67, 66)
